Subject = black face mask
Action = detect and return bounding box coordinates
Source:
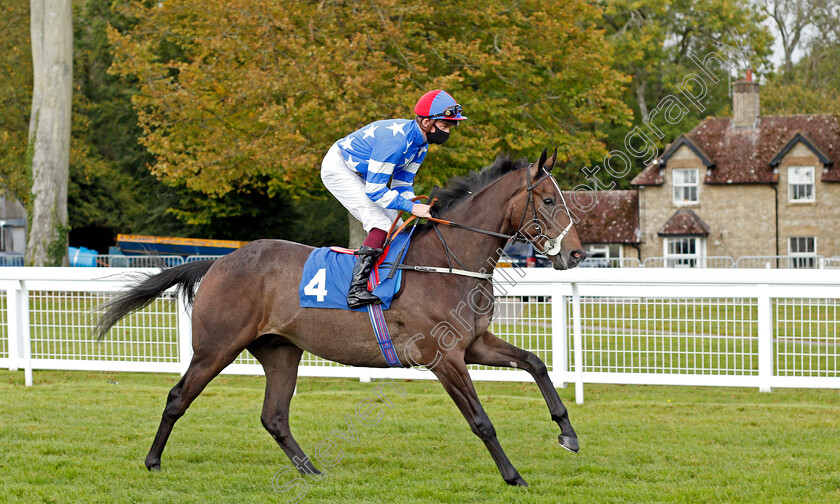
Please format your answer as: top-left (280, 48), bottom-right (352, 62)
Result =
top-left (426, 127), bottom-right (449, 145)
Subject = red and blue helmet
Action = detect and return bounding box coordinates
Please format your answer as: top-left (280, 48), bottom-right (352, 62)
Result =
top-left (414, 90), bottom-right (467, 121)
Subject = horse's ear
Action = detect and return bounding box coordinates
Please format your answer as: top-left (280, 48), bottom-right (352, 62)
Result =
top-left (537, 148), bottom-right (548, 170)
top-left (542, 147), bottom-right (558, 173)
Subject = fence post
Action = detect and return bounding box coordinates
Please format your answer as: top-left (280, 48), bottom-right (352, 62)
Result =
top-left (551, 287), bottom-right (568, 387)
top-left (20, 281), bottom-right (32, 386)
top-left (571, 283), bottom-right (584, 404)
top-left (6, 284), bottom-right (18, 372)
top-left (757, 285), bottom-right (772, 393)
top-left (177, 295), bottom-right (193, 375)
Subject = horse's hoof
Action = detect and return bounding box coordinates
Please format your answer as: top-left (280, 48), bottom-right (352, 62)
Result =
top-left (145, 458), bottom-right (161, 471)
top-left (558, 435), bottom-right (580, 453)
top-left (303, 467), bottom-right (322, 476)
top-left (505, 475), bottom-right (529, 487)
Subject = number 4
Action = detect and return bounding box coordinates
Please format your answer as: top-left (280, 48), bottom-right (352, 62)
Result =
top-left (304, 268), bottom-right (329, 302)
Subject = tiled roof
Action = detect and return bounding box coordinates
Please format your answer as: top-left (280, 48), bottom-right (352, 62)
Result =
top-left (658, 209), bottom-right (710, 236)
top-left (563, 190), bottom-right (640, 244)
top-left (632, 114), bottom-right (840, 185)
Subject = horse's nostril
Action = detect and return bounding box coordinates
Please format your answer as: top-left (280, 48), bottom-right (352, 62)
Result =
top-left (571, 250), bottom-right (586, 262)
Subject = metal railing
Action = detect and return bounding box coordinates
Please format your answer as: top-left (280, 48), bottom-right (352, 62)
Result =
top-left (735, 255), bottom-right (826, 269)
top-left (0, 254), bottom-right (226, 268)
top-left (642, 256), bottom-right (736, 268)
top-left (578, 257), bottom-right (642, 268)
top-left (1, 267), bottom-right (838, 404)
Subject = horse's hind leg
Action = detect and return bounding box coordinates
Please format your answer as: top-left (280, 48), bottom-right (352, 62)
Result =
top-left (145, 351), bottom-right (240, 470)
top-left (465, 330), bottom-right (578, 452)
top-left (431, 357), bottom-right (528, 486)
top-left (248, 336), bottom-right (320, 476)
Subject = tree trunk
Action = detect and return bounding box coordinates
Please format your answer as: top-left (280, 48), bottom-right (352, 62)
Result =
top-left (26, 0), bottom-right (72, 266)
top-left (634, 74), bottom-right (649, 121)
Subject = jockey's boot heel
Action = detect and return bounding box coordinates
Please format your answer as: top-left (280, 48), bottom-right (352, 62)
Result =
top-left (347, 246), bottom-right (383, 309)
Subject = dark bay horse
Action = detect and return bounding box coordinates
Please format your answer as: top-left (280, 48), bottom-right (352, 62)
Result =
top-left (96, 148), bottom-right (586, 487)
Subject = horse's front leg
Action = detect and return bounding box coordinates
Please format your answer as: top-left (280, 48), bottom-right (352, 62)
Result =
top-left (430, 356), bottom-right (528, 487)
top-left (465, 330), bottom-right (579, 453)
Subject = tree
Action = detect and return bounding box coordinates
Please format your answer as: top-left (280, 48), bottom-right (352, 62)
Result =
top-left (108, 0), bottom-right (631, 223)
top-left (27, 0), bottom-right (73, 266)
top-left (599, 0), bottom-right (772, 119)
top-left (595, 0), bottom-right (772, 186)
top-left (0, 0), bottom-right (33, 207)
top-left (757, 0), bottom-right (824, 79)
top-left (760, 0), bottom-right (840, 115)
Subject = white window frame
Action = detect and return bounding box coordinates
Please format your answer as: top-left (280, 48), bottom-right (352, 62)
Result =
top-left (672, 168), bottom-right (699, 205)
top-left (788, 166), bottom-right (815, 203)
top-left (663, 236), bottom-right (705, 268)
top-left (788, 236), bottom-right (817, 269)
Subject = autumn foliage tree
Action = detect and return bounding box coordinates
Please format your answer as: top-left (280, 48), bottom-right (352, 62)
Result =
top-left (108, 0), bottom-right (631, 223)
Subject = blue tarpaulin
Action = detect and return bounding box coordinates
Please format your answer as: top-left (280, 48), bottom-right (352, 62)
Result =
top-left (69, 246), bottom-right (98, 267)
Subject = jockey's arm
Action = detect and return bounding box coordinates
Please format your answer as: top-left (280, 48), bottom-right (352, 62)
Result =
top-left (363, 160), bottom-right (415, 213)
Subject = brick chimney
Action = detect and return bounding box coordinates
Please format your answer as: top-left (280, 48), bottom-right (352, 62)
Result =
top-left (732, 70), bottom-right (759, 129)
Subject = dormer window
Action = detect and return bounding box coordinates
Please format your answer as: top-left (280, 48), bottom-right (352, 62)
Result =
top-left (673, 168), bottom-right (698, 204)
top-left (788, 166), bottom-right (815, 202)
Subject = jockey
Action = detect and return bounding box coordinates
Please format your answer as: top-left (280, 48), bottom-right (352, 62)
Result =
top-left (321, 89), bottom-right (467, 308)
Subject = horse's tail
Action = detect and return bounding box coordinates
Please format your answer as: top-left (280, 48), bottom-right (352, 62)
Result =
top-left (96, 259), bottom-right (216, 341)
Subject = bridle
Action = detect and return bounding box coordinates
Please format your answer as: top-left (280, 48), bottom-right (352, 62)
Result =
top-left (383, 161), bottom-right (575, 280)
top-left (510, 161), bottom-right (575, 256)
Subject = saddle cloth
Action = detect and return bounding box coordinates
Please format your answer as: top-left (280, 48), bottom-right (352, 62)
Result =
top-left (298, 231), bottom-right (412, 312)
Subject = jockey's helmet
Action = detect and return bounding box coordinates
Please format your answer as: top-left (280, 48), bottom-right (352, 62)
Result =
top-left (414, 90), bottom-right (467, 122)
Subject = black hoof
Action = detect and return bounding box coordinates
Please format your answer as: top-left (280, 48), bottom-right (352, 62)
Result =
top-left (558, 435), bottom-right (580, 453)
top-left (301, 467), bottom-right (322, 476)
top-left (505, 475), bottom-right (529, 487)
top-left (145, 457), bottom-right (161, 471)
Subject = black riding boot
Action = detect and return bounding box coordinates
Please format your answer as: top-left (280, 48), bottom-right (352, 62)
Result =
top-left (347, 246), bottom-right (383, 309)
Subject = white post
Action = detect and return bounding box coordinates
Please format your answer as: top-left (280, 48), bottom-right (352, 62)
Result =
top-left (757, 285), bottom-right (772, 393)
top-left (359, 368), bottom-right (371, 383)
top-left (7, 285), bottom-right (19, 371)
top-left (177, 296), bottom-right (193, 375)
top-left (21, 281), bottom-right (32, 386)
top-left (551, 289), bottom-right (568, 387)
top-left (571, 283), bottom-right (584, 404)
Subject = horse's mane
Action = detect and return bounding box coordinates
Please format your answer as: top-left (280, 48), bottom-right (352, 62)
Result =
top-left (430, 154), bottom-right (529, 216)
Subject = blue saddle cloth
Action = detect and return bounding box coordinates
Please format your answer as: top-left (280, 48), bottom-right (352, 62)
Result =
top-left (298, 231), bottom-right (413, 312)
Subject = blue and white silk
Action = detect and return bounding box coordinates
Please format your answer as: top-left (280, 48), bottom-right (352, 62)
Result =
top-left (336, 119), bottom-right (428, 213)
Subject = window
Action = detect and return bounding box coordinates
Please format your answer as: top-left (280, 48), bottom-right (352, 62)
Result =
top-left (673, 169), bottom-right (698, 204)
top-left (664, 237), bottom-right (704, 267)
top-left (788, 166), bottom-right (815, 202)
top-left (788, 236), bottom-right (817, 268)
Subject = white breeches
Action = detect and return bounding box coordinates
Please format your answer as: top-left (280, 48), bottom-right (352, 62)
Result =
top-left (321, 142), bottom-right (402, 233)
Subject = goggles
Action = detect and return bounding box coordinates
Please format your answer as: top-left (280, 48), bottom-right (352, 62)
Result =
top-left (428, 104), bottom-right (463, 120)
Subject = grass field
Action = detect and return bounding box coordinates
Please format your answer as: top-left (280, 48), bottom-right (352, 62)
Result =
top-left (1, 370), bottom-right (838, 504)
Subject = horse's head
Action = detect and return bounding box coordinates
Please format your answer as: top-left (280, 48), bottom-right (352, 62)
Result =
top-left (509, 148), bottom-right (586, 270)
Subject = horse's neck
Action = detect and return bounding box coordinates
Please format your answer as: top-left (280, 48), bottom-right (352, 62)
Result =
top-left (411, 175), bottom-right (519, 272)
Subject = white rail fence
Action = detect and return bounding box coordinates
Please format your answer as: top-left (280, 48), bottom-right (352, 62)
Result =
top-left (1, 268), bottom-right (838, 404)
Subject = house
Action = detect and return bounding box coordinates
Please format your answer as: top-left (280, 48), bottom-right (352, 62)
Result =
top-left (580, 74), bottom-right (840, 267)
top-left (562, 190), bottom-right (641, 266)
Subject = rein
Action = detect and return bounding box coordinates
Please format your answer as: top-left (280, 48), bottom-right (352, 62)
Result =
top-left (384, 162), bottom-right (574, 280)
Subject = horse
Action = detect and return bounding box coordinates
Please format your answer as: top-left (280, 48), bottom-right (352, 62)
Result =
top-left (96, 148), bottom-right (586, 487)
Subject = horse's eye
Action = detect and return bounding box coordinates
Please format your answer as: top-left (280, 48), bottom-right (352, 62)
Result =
top-left (543, 197), bottom-right (554, 205)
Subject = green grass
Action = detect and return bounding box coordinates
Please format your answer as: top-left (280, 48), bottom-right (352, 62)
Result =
top-left (1, 370), bottom-right (839, 503)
